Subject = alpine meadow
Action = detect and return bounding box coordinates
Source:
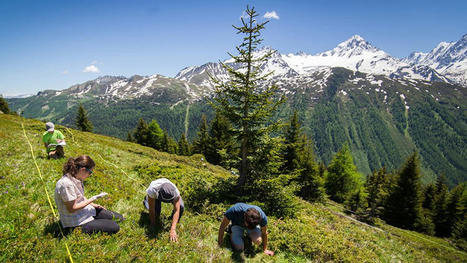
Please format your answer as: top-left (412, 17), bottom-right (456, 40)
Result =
top-left (1, 2), bottom-right (467, 263)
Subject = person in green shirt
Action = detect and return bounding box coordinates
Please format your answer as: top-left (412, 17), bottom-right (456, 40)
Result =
top-left (42, 122), bottom-right (66, 159)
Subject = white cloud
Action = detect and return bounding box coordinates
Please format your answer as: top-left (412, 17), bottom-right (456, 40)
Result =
top-left (264, 11), bottom-right (279, 20)
top-left (62, 70), bottom-right (69, 74)
top-left (83, 65), bottom-right (100, 73)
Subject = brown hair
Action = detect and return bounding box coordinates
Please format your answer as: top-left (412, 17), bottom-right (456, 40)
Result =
top-left (62, 155), bottom-right (95, 177)
top-left (244, 208), bottom-right (261, 229)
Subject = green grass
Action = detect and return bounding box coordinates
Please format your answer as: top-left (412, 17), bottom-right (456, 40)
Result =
top-left (0, 114), bottom-right (465, 262)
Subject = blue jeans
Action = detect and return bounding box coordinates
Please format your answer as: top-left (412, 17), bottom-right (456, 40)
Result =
top-left (230, 225), bottom-right (261, 250)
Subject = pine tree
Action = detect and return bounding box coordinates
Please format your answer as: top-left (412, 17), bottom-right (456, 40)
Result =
top-left (283, 111), bottom-right (301, 173)
top-left (247, 135), bottom-right (298, 218)
top-left (325, 144), bottom-right (363, 203)
top-left (178, 133), bottom-right (191, 156)
top-left (451, 183), bottom-right (467, 240)
top-left (421, 183), bottom-right (437, 233)
top-left (345, 186), bottom-right (368, 215)
top-left (422, 183), bottom-right (436, 212)
top-left (208, 112), bottom-right (235, 167)
top-left (147, 120), bottom-right (164, 150)
top-left (0, 96), bottom-right (10, 114)
top-left (134, 118), bottom-right (149, 146)
top-left (76, 103), bottom-right (93, 132)
top-left (162, 131), bottom-right (169, 152)
top-left (296, 133), bottom-right (325, 202)
top-left (211, 6), bottom-right (285, 186)
top-left (446, 184), bottom-right (466, 236)
top-left (384, 152), bottom-right (423, 230)
top-left (192, 115), bottom-right (211, 157)
top-left (161, 130), bottom-right (178, 154)
top-left (365, 167), bottom-right (396, 220)
top-left (433, 175), bottom-right (449, 236)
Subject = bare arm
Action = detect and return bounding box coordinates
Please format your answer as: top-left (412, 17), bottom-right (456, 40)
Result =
top-left (169, 197), bottom-right (181, 242)
top-left (218, 216), bottom-right (230, 247)
top-left (261, 226), bottom-right (274, 256)
top-left (64, 197), bottom-right (95, 213)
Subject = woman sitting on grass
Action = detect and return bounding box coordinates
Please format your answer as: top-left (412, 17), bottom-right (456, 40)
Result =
top-left (54, 155), bottom-right (124, 234)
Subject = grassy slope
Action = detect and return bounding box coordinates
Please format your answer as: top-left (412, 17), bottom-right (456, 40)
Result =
top-left (0, 114), bottom-right (465, 262)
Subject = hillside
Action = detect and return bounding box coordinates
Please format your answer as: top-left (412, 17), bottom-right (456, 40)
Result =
top-left (0, 113), bottom-right (465, 262)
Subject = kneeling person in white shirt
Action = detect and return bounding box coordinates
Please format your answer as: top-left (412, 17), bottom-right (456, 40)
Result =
top-left (144, 178), bottom-right (184, 242)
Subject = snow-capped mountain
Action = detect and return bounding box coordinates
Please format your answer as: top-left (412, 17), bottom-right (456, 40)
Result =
top-left (176, 34), bottom-right (465, 88)
top-left (404, 34), bottom-right (467, 86)
top-left (283, 35), bottom-right (402, 76)
top-left (44, 74), bottom-right (208, 102)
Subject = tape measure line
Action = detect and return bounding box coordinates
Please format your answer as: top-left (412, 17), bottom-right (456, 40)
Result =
top-left (96, 153), bottom-right (147, 192)
top-left (67, 127), bottom-right (146, 191)
top-left (22, 123), bottom-right (74, 263)
top-left (64, 127), bottom-right (76, 144)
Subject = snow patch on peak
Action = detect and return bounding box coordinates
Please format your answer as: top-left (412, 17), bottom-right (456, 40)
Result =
top-left (330, 34), bottom-right (379, 55)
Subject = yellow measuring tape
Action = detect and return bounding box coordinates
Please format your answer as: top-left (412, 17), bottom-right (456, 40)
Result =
top-left (65, 128), bottom-right (146, 189)
top-left (22, 123), bottom-right (74, 263)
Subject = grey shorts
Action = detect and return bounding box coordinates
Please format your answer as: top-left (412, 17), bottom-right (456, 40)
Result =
top-left (230, 225), bottom-right (261, 249)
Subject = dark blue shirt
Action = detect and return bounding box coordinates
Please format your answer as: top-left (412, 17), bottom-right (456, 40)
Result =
top-left (224, 203), bottom-right (268, 227)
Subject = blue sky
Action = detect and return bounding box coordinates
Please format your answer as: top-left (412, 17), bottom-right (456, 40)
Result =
top-left (1, 0), bottom-right (466, 96)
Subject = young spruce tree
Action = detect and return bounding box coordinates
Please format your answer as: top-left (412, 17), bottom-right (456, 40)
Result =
top-left (134, 118), bottom-right (149, 146)
top-left (212, 6), bottom-right (284, 186)
top-left (178, 133), bottom-right (191, 156)
top-left (296, 133), bottom-right (326, 202)
top-left (162, 130), bottom-right (178, 154)
top-left (192, 115), bottom-right (211, 157)
top-left (207, 112), bottom-right (235, 167)
top-left (433, 175), bottom-right (449, 236)
top-left (282, 111), bottom-right (301, 173)
top-left (451, 183), bottom-right (467, 240)
top-left (282, 111), bottom-right (325, 202)
top-left (365, 167), bottom-right (396, 220)
top-left (147, 120), bottom-right (164, 150)
top-left (446, 183), bottom-right (465, 238)
top-left (325, 143), bottom-right (363, 203)
top-left (76, 103), bottom-right (93, 132)
top-left (385, 152), bottom-right (423, 230)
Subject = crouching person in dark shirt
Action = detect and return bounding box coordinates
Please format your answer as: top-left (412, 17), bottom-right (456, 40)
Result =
top-left (218, 203), bottom-right (274, 256)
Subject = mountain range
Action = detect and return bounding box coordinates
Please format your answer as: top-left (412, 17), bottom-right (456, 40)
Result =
top-left (176, 34), bottom-right (466, 87)
top-left (6, 34), bottom-right (467, 186)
